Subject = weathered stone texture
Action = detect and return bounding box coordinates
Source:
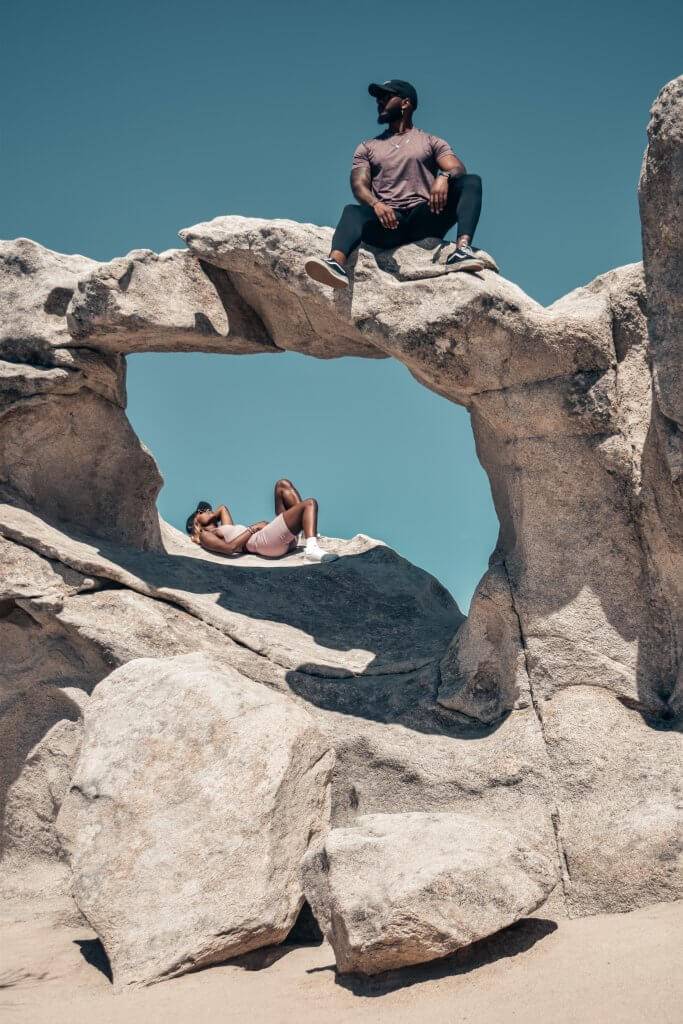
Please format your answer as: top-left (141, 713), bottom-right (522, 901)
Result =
top-left (67, 248), bottom-right (278, 355)
top-left (1, 75), bottom-right (681, 983)
top-left (302, 812), bottom-right (557, 974)
top-left (0, 238), bottom-right (163, 550)
top-left (57, 654), bottom-right (334, 989)
top-left (639, 76), bottom-right (683, 435)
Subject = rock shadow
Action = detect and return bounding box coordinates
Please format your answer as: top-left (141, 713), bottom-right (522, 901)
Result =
top-left (20, 515), bottom-right (470, 737)
top-left (0, 603), bottom-right (84, 854)
top-left (81, 540), bottom-right (459, 664)
top-left (0, 508), bottom-right (512, 738)
top-left (209, 902), bottom-right (324, 974)
top-left (310, 917), bottom-right (557, 997)
top-left (74, 938), bottom-right (113, 983)
top-left (285, 660), bottom-right (510, 737)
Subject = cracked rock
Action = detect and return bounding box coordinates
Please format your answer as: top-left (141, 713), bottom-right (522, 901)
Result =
top-left (56, 653), bottom-right (335, 989)
top-left (302, 811), bottom-right (557, 974)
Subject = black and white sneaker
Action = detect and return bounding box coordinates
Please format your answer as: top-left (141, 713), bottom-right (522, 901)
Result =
top-left (445, 244), bottom-right (484, 272)
top-left (304, 256), bottom-right (349, 289)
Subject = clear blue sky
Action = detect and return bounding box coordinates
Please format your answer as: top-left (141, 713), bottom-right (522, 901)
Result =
top-left (3, 1), bottom-right (680, 609)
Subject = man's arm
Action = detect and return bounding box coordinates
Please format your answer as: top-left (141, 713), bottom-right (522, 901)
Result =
top-left (429, 151), bottom-right (469, 213)
top-left (436, 152), bottom-right (467, 176)
top-left (350, 165), bottom-right (376, 208)
top-left (350, 166), bottom-right (398, 230)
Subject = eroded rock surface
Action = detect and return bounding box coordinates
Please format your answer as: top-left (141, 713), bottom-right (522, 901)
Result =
top-left (639, 75), bottom-right (683, 438)
top-left (437, 562), bottom-right (528, 723)
top-left (57, 653), bottom-right (334, 989)
top-left (67, 248), bottom-right (278, 355)
top-left (1, 76), bottom-right (681, 978)
top-left (302, 812), bottom-right (557, 974)
top-left (0, 239), bottom-right (162, 550)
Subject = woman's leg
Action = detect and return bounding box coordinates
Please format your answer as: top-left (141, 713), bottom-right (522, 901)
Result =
top-left (281, 498), bottom-right (318, 539)
top-left (274, 478), bottom-right (302, 516)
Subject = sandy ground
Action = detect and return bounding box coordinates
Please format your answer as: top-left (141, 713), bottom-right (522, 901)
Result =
top-left (1, 900), bottom-right (681, 1024)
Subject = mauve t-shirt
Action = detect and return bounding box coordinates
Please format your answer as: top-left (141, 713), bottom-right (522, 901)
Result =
top-left (351, 128), bottom-right (455, 210)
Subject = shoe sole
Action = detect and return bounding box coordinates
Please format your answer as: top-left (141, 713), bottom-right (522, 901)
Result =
top-left (304, 258), bottom-right (349, 289)
top-left (446, 258), bottom-right (485, 273)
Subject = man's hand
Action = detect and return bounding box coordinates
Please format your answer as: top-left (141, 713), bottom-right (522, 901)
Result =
top-left (373, 201), bottom-right (399, 229)
top-left (429, 176), bottom-right (449, 214)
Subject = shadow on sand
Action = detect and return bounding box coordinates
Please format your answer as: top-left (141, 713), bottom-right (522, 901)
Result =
top-left (74, 938), bottom-right (113, 983)
top-left (308, 916), bottom-right (558, 996)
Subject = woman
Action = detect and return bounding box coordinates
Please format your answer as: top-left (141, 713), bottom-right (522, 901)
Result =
top-left (185, 478), bottom-right (337, 563)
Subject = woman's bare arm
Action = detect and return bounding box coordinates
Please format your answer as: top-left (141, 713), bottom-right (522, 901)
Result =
top-left (217, 504), bottom-right (234, 526)
top-left (198, 521), bottom-right (266, 557)
top-left (199, 528), bottom-right (252, 556)
top-left (195, 504), bottom-right (233, 528)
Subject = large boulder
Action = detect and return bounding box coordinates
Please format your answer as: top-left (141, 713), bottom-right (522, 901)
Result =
top-left (539, 686), bottom-right (683, 916)
top-left (302, 812), bottom-right (557, 974)
top-left (56, 653), bottom-right (334, 989)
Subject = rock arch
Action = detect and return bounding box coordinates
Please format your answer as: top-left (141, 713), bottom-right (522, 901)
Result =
top-left (0, 77), bottom-right (681, 924)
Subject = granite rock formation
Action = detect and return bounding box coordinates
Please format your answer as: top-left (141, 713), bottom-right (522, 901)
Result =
top-left (0, 239), bottom-right (162, 551)
top-left (57, 653), bottom-right (334, 989)
top-left (302, 812), bottom-right (557, 974)
top-left (0, 77), bottom-right (681, 985)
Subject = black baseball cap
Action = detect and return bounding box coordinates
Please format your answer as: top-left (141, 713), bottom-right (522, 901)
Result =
top-left (368, 79), bottom-right (418, 110)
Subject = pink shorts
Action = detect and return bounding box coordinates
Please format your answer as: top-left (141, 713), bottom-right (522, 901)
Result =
top-left (245, 514), bottom-right (297, 558)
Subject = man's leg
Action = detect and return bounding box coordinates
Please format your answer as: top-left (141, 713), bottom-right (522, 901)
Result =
top-left (330, 204), bottom-right (406, 263)
top-left (306, 203), bottom-right (407, 288)
top-left (402, 174), bottom-right (482, 248)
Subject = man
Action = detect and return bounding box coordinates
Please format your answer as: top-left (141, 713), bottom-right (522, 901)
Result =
top-left (305, 79), bottom-right (484, 289)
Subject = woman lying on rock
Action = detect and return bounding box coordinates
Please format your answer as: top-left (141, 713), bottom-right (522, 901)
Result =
top-left (185, 478), bottom-right (337, 563)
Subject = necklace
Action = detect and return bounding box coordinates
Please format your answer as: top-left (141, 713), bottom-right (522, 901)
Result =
top-left (390, 128), bottom-right (413, 150)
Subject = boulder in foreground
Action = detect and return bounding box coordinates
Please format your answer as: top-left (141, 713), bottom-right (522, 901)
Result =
top-left (302, 811), bottom-right (557, 975)
top-left (57, 653), bottom-right (334, 989)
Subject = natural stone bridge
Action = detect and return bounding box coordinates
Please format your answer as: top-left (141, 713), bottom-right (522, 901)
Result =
top-left (0, 77), bottom-right (680, 985)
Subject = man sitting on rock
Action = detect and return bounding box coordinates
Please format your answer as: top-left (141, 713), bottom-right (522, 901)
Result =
top-left (305, 79), bottom-right (484, 289)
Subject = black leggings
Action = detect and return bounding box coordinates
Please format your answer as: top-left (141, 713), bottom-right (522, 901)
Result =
top-left (331, 173), bottom-right (482, 257)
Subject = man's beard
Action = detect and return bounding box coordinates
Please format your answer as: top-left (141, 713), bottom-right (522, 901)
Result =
top-left (377, 107), bottom-right (399, 125)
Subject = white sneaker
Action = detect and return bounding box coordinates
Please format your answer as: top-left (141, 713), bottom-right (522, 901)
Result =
top-left (303, 539), bottom-right (338, 563)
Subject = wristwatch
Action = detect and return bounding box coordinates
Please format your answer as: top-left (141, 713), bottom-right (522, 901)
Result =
top-left (436, 169), bottom-right (451, 180)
